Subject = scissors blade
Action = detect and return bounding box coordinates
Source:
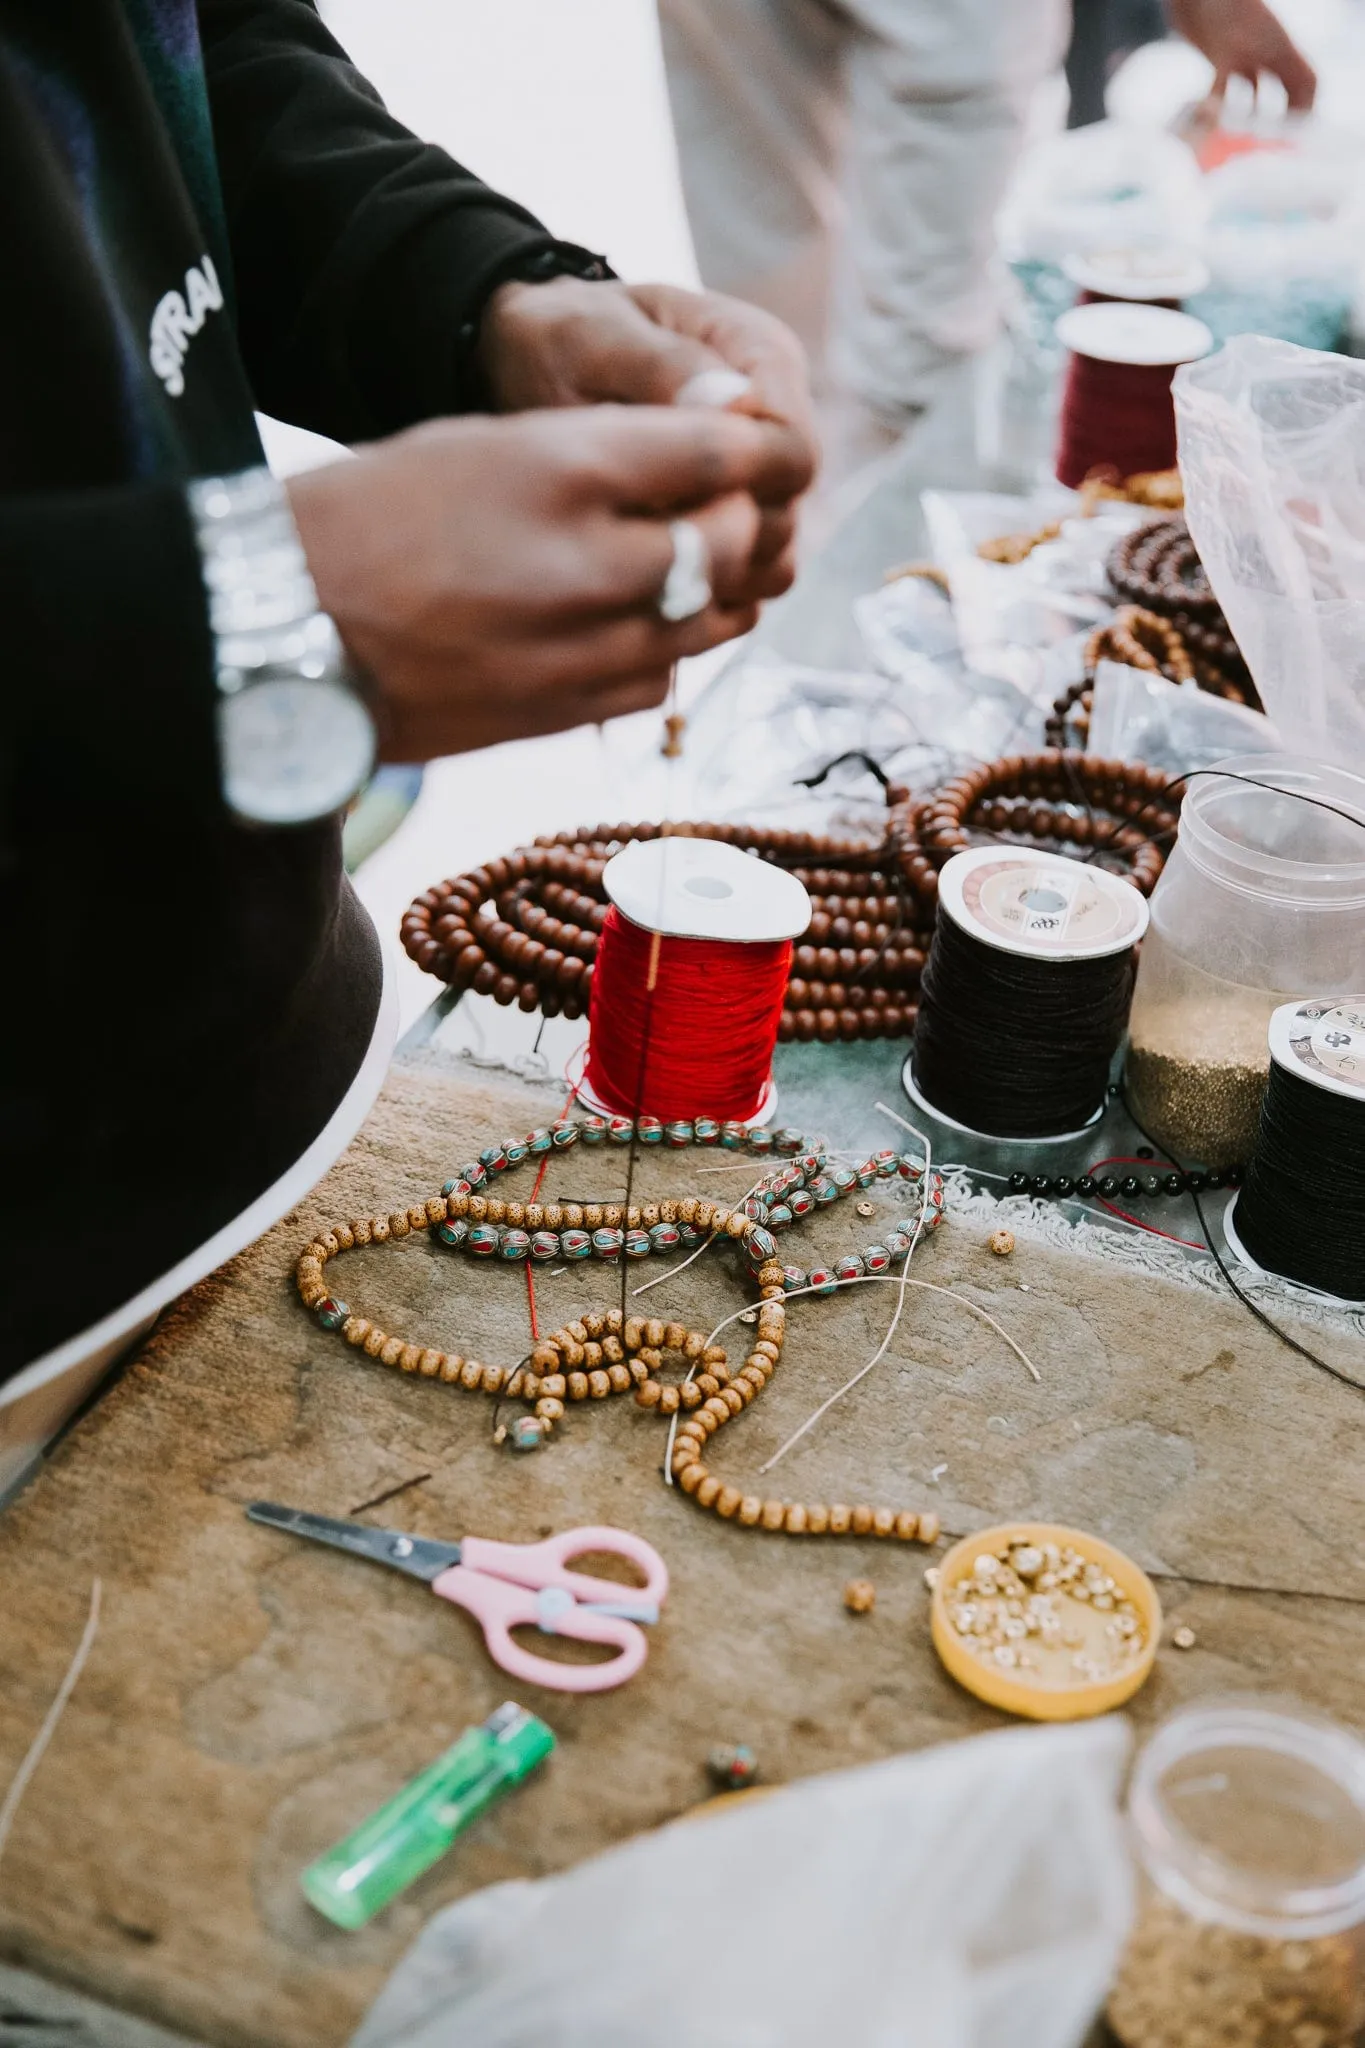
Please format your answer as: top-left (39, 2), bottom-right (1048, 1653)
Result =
top-left (246, 1501), bottom-right (463, 1583)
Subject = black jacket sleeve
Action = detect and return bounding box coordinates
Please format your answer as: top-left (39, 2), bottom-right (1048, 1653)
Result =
top-left (198, 0), bottom-right (608, 442)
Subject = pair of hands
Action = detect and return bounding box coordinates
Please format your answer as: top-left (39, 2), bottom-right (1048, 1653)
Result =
top-left (288, 279), bottom-right (817, 760)
top-left (1169, 0), bottom-right (1316, 111)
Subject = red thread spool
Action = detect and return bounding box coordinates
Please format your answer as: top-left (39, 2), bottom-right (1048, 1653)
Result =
top-left (582, 837), bottom-right (811, 1125)
top-left (1054, 302), bottom-right (1213, 491)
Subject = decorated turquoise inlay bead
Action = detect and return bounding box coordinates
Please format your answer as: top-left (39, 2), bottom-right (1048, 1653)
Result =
top-left (873, 1149), bottom-right (898, 1176)
top-left (441, 1177), bottom-right (473, 1199)
top-left (863, 1244), bottom-right (892, 1274)
top-left (742, 1197), bottom-right (768, 1222)
top-left (550, 1121), bottom-right (578, 1148)
top-left (592, 1227), bottom-right (624, 1259)
top-left (459, 1161), bottom-right (487, 1189)
top-left (499, 1229), bottom-right (531, 1261)
top-left (579, 1117), bottom-right (608, 1145)
top-left (808, 1267), bottom-right (839, 1296)
top-left (693, 1117), bottom-right (720, 1144)
top-left (748, 1129), bottom-right (774, 1154)
top-left (607, 1117), bottom-right (634, 1144)
top-left (774, 1128), bottom-right (804, 1154)
top-left (788, 1187), bottom-right (815, 1218)
top-left (526, 1128), bottom-right (554, 1154)
top-left (636, 1116), bottom-right (663, 1145)
top-left (664, 1120), bottom-right (693, 1148)
top-left (883, 1229), bottom-right (912, 1256)
top-left (767, 1203), bottom-right (793, 1229)
top-left (624, 1229), bottom-right (652, 1258)
top-left (855, 1162), bottom-right (878, 1188)
top-left (679, 1223), bottom-right (702, 1248)
top-left (530, 1230), bottom-right (560, 1260)
top-left (835, 1253), bottom-right (865, 1281)
top-left (437, 1218), bottom-right (470, 1248)
top-left (897, 1154), bottom-right (923, 1179)
top-left (744, 1224), bottom-right (778, 1267)
top-left (480, 1145), bottom-right (507, 1171)
top-left (561, 1229), bottom-right (592, 1259)
top-left (830, 1165), bottom-right (859, 1193)
top-left (782, 1264), bottom-right (806, 1292)
top-left (503, 1141), bottom-right (529, 1168)
top-left (810, 1176), bottom-right (839, 1206)
top-left (649, 1221), bottom-right (681, 1252)
top-left (316, 1296), bottom-right (349, 1330)
top-left (467, 1224), bottom-right (499, 1256)
top-left (797, 1153), bottom-right (824, 1177)
top-left (509, 1415), bottom-right (543, 1452)
top-left (719, 1122), bottom-right (746, 1149)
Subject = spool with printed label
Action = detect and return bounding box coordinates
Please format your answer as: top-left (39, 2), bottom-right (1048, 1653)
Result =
top-left (906, 846), bottom-right (1149, 1143)
top-left (1224, 995), bottom-right (1365, 1310)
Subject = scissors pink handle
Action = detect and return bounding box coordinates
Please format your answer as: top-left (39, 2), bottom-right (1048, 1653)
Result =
top-left (460, 1526), bottom-right (669, 1609)
top-left (430, 1527), bottom-right (669, 1695)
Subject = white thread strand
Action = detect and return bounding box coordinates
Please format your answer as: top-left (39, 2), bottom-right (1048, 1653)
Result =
top-left (632, 1174), bottom-right (768, 1297)
top-left (759, 1112), bottom-right (935, 1473)
top-left (0, 1578), bottom-right (102, 1874)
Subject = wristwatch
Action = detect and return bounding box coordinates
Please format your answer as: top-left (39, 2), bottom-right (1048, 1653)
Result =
top-left (189, 465), bottom-right (376, 826)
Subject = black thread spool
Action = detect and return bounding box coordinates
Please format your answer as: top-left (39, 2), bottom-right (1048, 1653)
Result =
top-left (906, 847), bottom-right (1149, 1142)
top-left (1226, 996), bottom-right (1365, 1307)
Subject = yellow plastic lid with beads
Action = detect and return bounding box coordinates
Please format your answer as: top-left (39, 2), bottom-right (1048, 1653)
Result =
top-left (930, 1522), bottom-right (1161, 1723)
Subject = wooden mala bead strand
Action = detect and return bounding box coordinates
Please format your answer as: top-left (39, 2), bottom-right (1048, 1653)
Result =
top-left (402, 818), bottom-right (938, 1044)
top-left (911, 752), bottom-right (1180, 897)
top-left (668, 1264), bottom-right (941, 1545)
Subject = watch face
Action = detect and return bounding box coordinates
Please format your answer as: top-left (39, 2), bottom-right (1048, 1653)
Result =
top-left (218, 676), bottom-right (375, 826)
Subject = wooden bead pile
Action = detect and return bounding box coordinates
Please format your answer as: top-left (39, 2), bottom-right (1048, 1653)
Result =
top-left (912, 751), bottom-right (1181, 897)
top-left (401, 821), bottom-right (936, 1044)
top-left (1106, 516), bottom-right (1255, 702)
top-left (401, 759), bottom-right (1180, 1034)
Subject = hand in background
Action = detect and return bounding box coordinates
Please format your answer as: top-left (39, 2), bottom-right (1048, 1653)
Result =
top-left (288, 404), bottom-right (806, 760)
top-left (478, 276), bottom-right (818, 593)
top-left (1168, 0), bottom-right (1316, 109)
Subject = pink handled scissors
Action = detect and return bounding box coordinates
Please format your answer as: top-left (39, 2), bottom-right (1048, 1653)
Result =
top-left (246, 1501), bottom-right (668, 1694)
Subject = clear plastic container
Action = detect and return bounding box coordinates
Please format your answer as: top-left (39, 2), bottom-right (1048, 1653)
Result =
top-left (1109, 1700), bottom-right (1365, 2048)
top-left (1125, 754), bottom-right (1365, 1165)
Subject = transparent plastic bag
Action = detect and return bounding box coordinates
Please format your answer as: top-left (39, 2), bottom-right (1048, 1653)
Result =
top-left (353, 1718), bottom-right (1133, 2048)
top-left (1087, 659), bottom-right (1282, 774)
top-left (1175, 335), bottom-right (1365, 768)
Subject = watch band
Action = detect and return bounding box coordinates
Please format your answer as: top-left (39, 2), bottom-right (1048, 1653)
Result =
top-left (188, 464), bottom-right (343, 690)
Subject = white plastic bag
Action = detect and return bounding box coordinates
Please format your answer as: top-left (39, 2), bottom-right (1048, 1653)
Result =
top-left (1175, 335), bottom-right (1365, 767)
top-left (352, 1718), bottom-right (1133, 2048)
top-left (1088, 658), bottom-right (1282, 773)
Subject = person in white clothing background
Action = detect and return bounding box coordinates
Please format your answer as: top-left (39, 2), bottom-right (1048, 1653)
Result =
top-left (657, 0), bottom-right (1315, 481)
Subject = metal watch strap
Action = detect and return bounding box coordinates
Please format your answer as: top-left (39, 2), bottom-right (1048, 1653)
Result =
top-left (188, 464), bottom-right (344, 690)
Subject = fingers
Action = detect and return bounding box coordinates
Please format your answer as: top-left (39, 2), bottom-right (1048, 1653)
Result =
top-left (626, 282), bottom-right (819, 475)
top-left (579, 404), bottom-right (814, 518)
top-left (1274, 42), bottom-right (1317, 109)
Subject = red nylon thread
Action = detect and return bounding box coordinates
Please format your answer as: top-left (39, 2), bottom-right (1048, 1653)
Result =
top-left (1056, 350), bottom-right (1181, 490)
top-left (584, 906), bottom-right (791, 1123)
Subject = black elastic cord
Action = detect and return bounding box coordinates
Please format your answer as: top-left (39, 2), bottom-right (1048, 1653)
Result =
top-left (1236, 1061), bottom-right (1365, 1302)
top-left (1120, 1088), bottom-right (1365, 1397)
top-left (915, 914), bottom-right (1134, 1138)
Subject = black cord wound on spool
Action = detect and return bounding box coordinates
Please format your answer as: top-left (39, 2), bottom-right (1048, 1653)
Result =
top-left (1235, 1060), bottom-right (1365, 1303)
top-left (1120, 1087), bottom-right (1365, 1397)
top-left (914, 911), bottom-right (1135, 1140)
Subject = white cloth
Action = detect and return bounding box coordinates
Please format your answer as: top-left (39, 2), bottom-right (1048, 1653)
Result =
top-left (657, 0), bottom-right (1069, 429)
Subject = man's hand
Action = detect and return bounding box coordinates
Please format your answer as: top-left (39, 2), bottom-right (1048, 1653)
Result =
top-left (1168, 0), bottom-right (1316, 109)
top-left (287, 404), bottom-right (807, 761)
top-left (478, 276), bottom-right (817, 590)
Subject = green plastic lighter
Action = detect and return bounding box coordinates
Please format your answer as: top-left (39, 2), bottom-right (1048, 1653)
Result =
top-left (301, 1702), bottom-right (555, 1929)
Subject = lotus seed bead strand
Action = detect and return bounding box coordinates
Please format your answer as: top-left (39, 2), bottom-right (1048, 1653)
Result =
top-left (667, 1261), bottom-right (942, 1545)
